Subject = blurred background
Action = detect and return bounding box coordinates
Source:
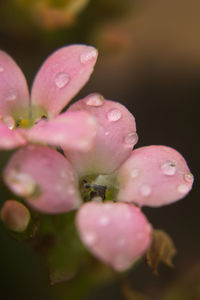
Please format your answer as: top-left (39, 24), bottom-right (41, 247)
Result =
top-left (0, 0), bottom-right (199, 299)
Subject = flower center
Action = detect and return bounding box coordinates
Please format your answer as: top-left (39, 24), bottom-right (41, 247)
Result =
top-left (79, 174), bottom-right (119, 202)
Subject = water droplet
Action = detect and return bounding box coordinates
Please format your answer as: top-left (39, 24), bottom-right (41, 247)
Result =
top-left (118, 238), bottom-right (126, 247)
top-left (177, 184), bottom-right (190, 194)
top-left (86, 94), bottom-right (104, 106)
top-left (140, 184), bottom-right (152, 197)
top-left (124, 132), bottom-right (138, 145)
top-left (99, 215), bottom-right (110, 226)
top-left (0, 65), bottom-right (4, 72)
top-left (84, 232), bottom-right (96, 245)
top-left (107, 109), bottom-right (122, 122)
top-left (130, 169), bottom-right (139, 179)
top-left (55, 72), bottom-right (70, 88)
top-left (3, 116), bottom-right (15, 130)
top-left (184, 172), bottom-right (194, 183)
top-left (8, 171), bottom-right (36, 197)
top-left (7, 89), bottom-right (17, 101)
top-left (105, 131), bottom-right (110, 136)
top-left (136, 232), bottom-right (145, 240)
top-left (161, 160), bottom-right (176, 175)
top-left (80, 47), bottom-right (98, 64)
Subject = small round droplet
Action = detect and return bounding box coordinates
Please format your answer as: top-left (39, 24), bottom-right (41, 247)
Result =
top-left (3, 116), bottom-right (15, 130)
top-left (161, 160), bottom-right (176, 175)
top-left (136, 232), bottom-right (145, 240)
top-left (184, 172), bottom-right (194, 183)
top-left (86, 94), bottom-right (104, 106)
top-left (124, 132), bottom-right (138, 145)
top-left (84, 232), bottom-right (96, 245)
top-left (105, 131), bottom-right (110, 136)
top-left (99, 215), bottom-right (110, 226)
top-left (140, 184), bottom-right (152, 197)
top-left (130, 169), bottom-right (139, 179)
top-left (177, 184), bottom-right (190, 194)
top-left (7, 89), bottom-right (17, 101)
top-left (80, 47), bottom-right (98, 64)
top-left (0, 65), bottom-right (4, 72)
top-left (55, 72), bottom-right (70, 88)
top-left (107, 109), bottom-right (122, 122)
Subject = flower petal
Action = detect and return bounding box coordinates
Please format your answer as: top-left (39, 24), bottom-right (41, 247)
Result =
top-left (0, 50), bottom-right (29, 118)
top-left (65, 94), bottom-right (137, 176)
top-left (76, 202), bottom-right (152, 271)
top-left (25, 111), bottom-right (96, 151)
top-left (0, 120), bottom-right (26, 149)
top-left (4, 145), bottom-right (82, 214)
top-left (117, 145), bottom-right (194, 207)
top-left (31, 45), bottom-right (98, 118)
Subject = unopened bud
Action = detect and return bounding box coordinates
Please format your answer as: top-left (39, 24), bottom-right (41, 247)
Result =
top-left (0, 200), bottom-right (30, 232)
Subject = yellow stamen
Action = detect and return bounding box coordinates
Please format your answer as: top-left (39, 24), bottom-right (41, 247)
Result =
top-left (20, 119), bottom-right (29, 128)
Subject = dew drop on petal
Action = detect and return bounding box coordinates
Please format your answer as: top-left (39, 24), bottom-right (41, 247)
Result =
top-left (161, 160), bottom-right (176, 175)
top-left (80, 47), bottom-right (98, 64)
top-left (177, 184), bottom-right (190, 194)
top-left (136, 232), bottom-right (145, 240)
top-left (130, 168), bottom-right (139, 179)
top-left (140, 184), bottom-right (152, 197)
top-left (7, 89), bottom-right (17, 101)
top-left (84, 232), bottom-right (96, 245)
top-left (124, 132), bottom-right (138, 145)
top-left (118, 238), bottom-right (126, 247)
top-left (99, 215), bottom-right (110, 226)
top-left (3, 116), bottom-right (15, 130)
top-left (86, 94), bottom-right (104, 106)
top-left (105, 131), bottom-right (110, 136)
top-left (0, 65), bottom-right (4, 72)
top-left (107, 108), bottom-right (122, 122)
top-left (55, 72), bottom-right (70, 88)
top-left (184, 172), bottom-right (194, 183)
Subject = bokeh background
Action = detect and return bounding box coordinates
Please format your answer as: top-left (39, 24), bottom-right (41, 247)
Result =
top-left (0, 0), bottom-right (199, 299)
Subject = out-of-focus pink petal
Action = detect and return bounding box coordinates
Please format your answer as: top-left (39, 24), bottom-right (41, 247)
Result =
top-left (65, 94), bottom-right (137, 176)
top-left (117, 145), bottom-right (194, 207)
top-left (25, 111), bottom-right (96, 151)
top-left (0, 50), bottom-right (29, 118)
top-left (31, 45), bottom-right (98, 118)
top-left (0, 120), bottom-right (26, 149)
top-left (0, 200), bottom-right (30, 232)
top-left (76, 202), bottom-right (152, 271)
top-left (4, 145), bottom-right (82, 214)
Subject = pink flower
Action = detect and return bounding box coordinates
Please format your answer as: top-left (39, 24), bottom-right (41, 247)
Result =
top-left (3, 94), bottom-right (194, 271)
top-left (0, 45), bottom-right (98, 151)
top-left (2, 47), bottom-right (194, 271)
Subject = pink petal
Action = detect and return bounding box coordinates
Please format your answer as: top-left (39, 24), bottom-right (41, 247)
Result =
top-left (4, 145), bottom-right (82, 214)
top-left (25, 111), bottom-right (96, 151)
top-left (65, 94), bottom-right (137, 176)
top-left (31, 45), bottom-right (98, 118)
top-left (0, 50), bottom-right (29, 118)
top-left (0, 120), bottom-right (27, 149)
top-left (76, 202), bottom-right (152, 271)
top-left (0, 200), bottom-right (30, 232)
top-left (117, 145), bottom-right (194, 207)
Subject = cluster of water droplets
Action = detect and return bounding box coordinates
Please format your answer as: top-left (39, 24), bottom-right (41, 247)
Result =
top-left (54, 47), bottom-right (98, 89)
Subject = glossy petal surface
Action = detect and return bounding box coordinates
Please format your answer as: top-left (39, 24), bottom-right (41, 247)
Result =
top-left (31, 45), bottom-right (98, 118)
top-left (117, 145), bottom-right (194, 207)
top-left (25, 111), bottom-right (96, 151)
top-left (0, 120), bottom-right (26, 149)
top-left (65, 94), bottom-right (137, 175)
top-left (76, 202), bottom-right (152, 271)
top-left (4, 145), bottom-right (81, 214)
top-left (0, 50), bottom-right (29, 118)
